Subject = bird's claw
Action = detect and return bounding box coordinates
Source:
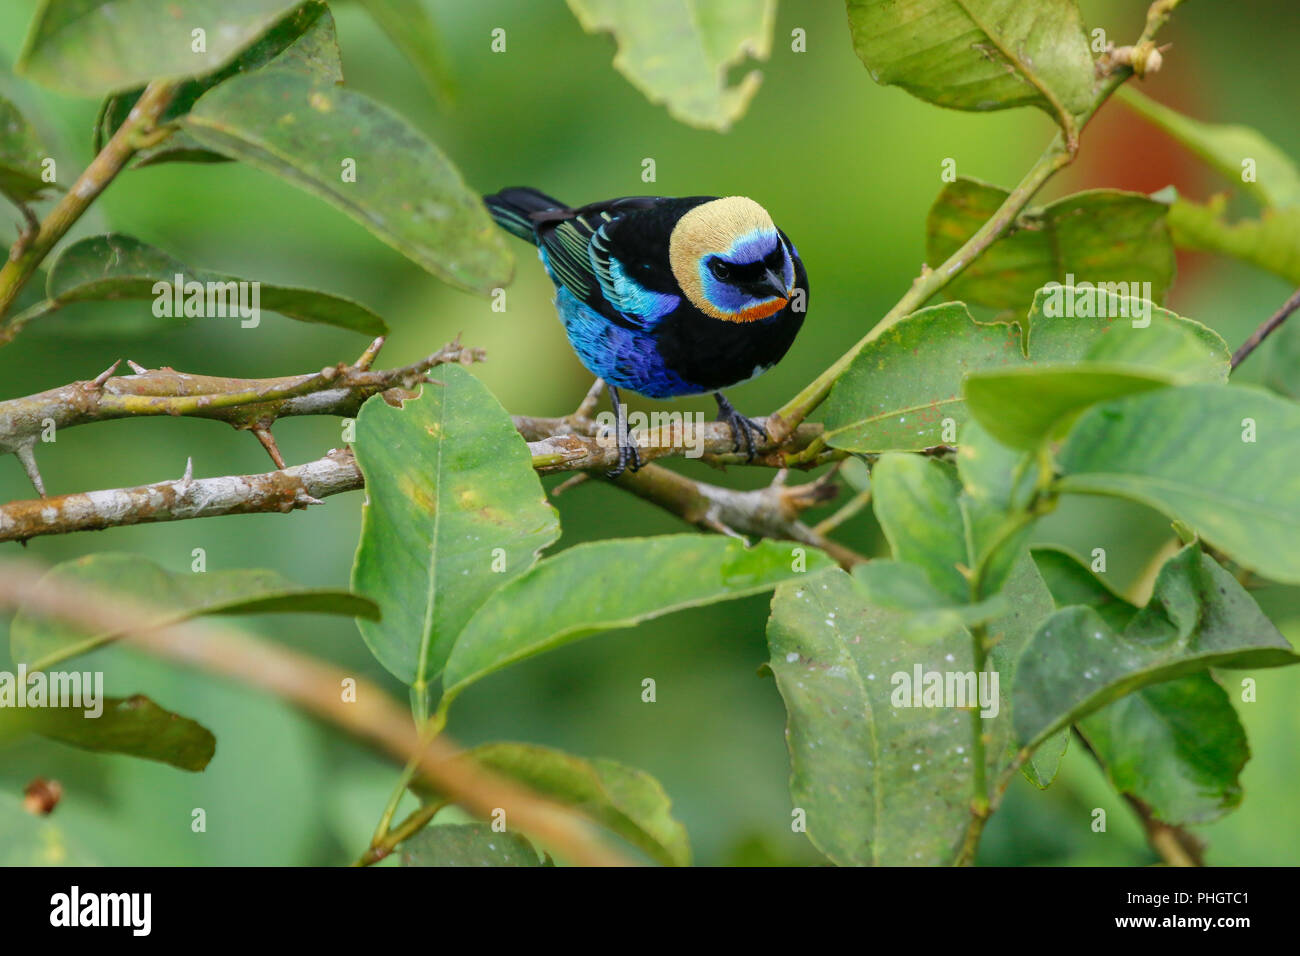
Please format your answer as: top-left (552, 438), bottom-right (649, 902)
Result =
top-left (715, 399), bottom-right (767, 462)
top-left (606, 438), bottom-right (643, 479)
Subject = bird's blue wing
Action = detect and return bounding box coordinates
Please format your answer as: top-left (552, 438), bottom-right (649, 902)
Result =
top-left (536, 199), bottom-right (676, 329)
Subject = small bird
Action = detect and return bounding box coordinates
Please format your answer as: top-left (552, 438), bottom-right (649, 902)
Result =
top-left (484, 187), bottom-right (809, 476)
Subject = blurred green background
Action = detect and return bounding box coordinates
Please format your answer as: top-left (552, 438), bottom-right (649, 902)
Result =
top-left (0, 0), bottom-right (1296, 865)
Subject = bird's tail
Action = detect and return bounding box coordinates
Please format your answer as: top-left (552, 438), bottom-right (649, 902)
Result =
top-left (483, 187), bottom-right (570, 244)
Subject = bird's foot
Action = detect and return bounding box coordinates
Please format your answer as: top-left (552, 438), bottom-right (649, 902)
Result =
top-left (602, 382), bottom-right (644, 478)
top-left (713, 393), bottom-right (768, 462)
top-left (606, 437), bottom-right (643, 479)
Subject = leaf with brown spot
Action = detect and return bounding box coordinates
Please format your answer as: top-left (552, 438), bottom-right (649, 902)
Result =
top-left (351, 366), bottom-right (560, 689)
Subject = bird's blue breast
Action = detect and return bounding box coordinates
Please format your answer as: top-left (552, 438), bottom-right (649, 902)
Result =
top-left (553, 287), bottom-right (701, 398)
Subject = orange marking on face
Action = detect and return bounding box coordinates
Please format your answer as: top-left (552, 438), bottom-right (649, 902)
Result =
top-left (726, 296), bottom-right (788, 323)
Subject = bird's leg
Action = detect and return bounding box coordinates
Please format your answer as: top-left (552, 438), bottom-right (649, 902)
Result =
top-left (605, 383), bottom-right (643, 478)
top-left (713, 392), bottom-right (768, 462)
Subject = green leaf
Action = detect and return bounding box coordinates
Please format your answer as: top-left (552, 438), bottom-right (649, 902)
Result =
top-left (1079, 301), bottom-right (1231, 382)
top-left (1012, 545), bottom-right (1297, 749)
top-left (1117, 87), bottom-right (1300, 210)
top-left (872, 449), bottom-right (1030, 605)
top-left (9, 553), bottom-right (378, 671)
top-left (401, 823), bottom-right (542, 866)
top-left (181, 69), bottom-right (512, 294)
top-left (1164, 193), bottom-right (1300, 286)
top-left (845, 0), bottom-right (1094, 142)
top-left (766, 555), bottom-right (1055, 865)
top-left (1076, 673), bottom-right (1249, 826)
top-left (17, 0), bottom-right (307, 97)
top-left (0, 793), bottom-right (96, 865)
top-left (955, 418), bottom-right (1034, 515)
top-left (565, 0), bottom-right (776, 132)
top-left (1057, 384), bottom-right (1300, 584)
top-left (926, 180), bottom-right (1176, 309)
top-left (851, 560), bottom-right (1008, 643)
top-left (769, 568), bottom-right (969, 865)
top-left (19, 694), bottom-right (216, 772)
top-left (443, 535), bottom-right (833, 702)
top-left (1030, 546), bottom-right (1135, 631)
top-left (964, 365), bottom-right (1172, 450)
top-left (427, 742), bottom-right (691, 866)
top-left (358, 0), bottom-right (456, 106)
top-left (820, 291), bottom-right (1229, 453)
top-left (94, 0), bottom-right (343, 168)
top-left (821, 302), bottom-right (1013, 452)
top-left (1031, 545), bottom-right (1247, 819)
top-left (864, 438), bottom-right (1070, 787)
top-left (871, 454), bottom-right (969, 603)
top-left (0, 92), bottom-right (56, 205)
top-left (351, 367), bottom-right (560, 688)
top-left (1024, 729), bottom-right (1068, 789)
top-left (34, 233), bottom-right (387, 336)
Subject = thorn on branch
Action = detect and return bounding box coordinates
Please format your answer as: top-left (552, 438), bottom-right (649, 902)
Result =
top-left (550, 472), bottom-right (590, 497)
top-left (15, 443), bottom-right (46, 497)
top-left (126, 359), bottom-right (148, 374)
top-left (178, 456), bottom-right (194, 492)
top-left (251, 425), bottom-right (286, 469)
top-left (701, 508), bottom-right (746, 541)
top-left (89, 360), bottom-right (121, 389)
top-left (354, 336), bottom-right (386, 370)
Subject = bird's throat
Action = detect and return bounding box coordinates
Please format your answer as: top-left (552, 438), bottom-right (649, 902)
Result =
top-left (724, 296), bottom-right (789, 323)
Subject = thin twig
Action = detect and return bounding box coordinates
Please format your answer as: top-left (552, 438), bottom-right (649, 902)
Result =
top-left (1230, 287), bottom-right (1300, 370)
top-left (354, 800), bottom-right (448, 866)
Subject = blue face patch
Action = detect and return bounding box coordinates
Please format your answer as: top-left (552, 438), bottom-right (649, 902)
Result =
top-left (697, 226), bottom-right (790, 317)
top-left (726, 227), bottom-right (781, 266)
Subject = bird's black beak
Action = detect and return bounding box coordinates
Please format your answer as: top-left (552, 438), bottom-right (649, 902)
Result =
top-left (764, 268), bottom-right (788, 299)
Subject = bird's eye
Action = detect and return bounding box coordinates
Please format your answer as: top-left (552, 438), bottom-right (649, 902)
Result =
top-left (709, 259), bottom-right (731, 280)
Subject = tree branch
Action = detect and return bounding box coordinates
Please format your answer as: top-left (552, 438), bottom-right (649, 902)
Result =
top-left (0, 559), bottom-right (634, 866)
top-left (0, 338), bottom-right (483, 477)
top-left (0, 435), bottom-right (862, 555)
top-left (1230, 286), bottom-right (1300, 370)
top-left (607, 463), bottom-right (867, 568)
top-left (521, 415), bottom-right (830, 474)
top-left (0, 447), bottom-right (359, 542)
